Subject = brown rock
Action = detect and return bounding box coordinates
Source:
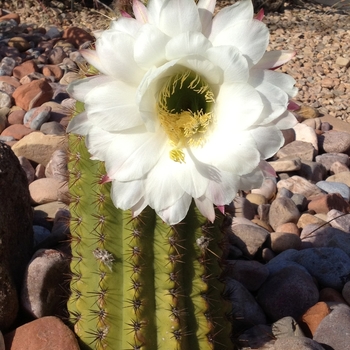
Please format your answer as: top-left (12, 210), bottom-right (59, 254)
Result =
top-left (11, 132), bottom-right (67, 166)
top-left (269, 197), bottom-right (301, 230)
top-left (48, 46), bottom-right (67, 65)
top-left (4, 316), bottom-right (80, 350)
top-left (275, 222), bottom-right (300, 235)
top-left (7, 109), bottom-right (25, 125)
top-left (8, 37), bottom-right (31, 52)
top-left (276, 140), bottom-right (315, 162)
top-left (308, 193), bottom-right (350, 214)
top-left (1, 124), bottom-right (32, 140)
top-left (301, 302), bottom-right (331, 336)
top-left (12, 79), bottom-right (53, 111)
top-left (327, 171), bottom-right (350, 187)
top-left (0, 76), bottom-right (20, 88)
top-left (62, 26), bottom-right (95, 48)
top-left (0, 12), bottom-right (20, 24)
top-left (277, 175), bottom-right (323, 198)
top-left (319, 130), bottom-right (350, 154)
top-left (321, 77), bottom-right (335, 89)
top-left (42, 64), bottom-right (63, 81)
top-left (12, 60), bottom-right (39, 80)
top-left (297, 213), bottom-right (327, 229)
top-left (270, 231), bottom-right (301, 253)
top-left (29, 177), bottom-right (64, 204)
top-left (319, 287), bottom-right (347, 304)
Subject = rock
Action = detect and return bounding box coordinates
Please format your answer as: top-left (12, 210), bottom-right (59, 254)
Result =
top-left (59, 71), bottom-right (80, 85)
top-left (0, 144), bottom-right (33, 329)
top-left (3, 316), bottom-right (80, 350)
top-left (226, 217), bottom-right (270, 257)
top-left (342, 281), bottom-right (350, 305)
top-left (237, 325), bottom-right (275, 350)
top-left (327, 171), bottom-right (350, 187)
top-left (48, 46), bottom-right (67, 65)
top-left (0, 81), bottom-right (16, 96)
top-left (251, 177), bottom-right (277, 200)
top-left (277, 175), bottom-right (323, 198)
top-left (300, 302), bottom-right (331, 336)
top-left (336, 56), bottom-right (350, 67)
top-left (269, 197), bottom-right (301, 230)
top-left (33, 201), bottom-right (68, 223)
top-left (276, 140), bottom-right (315, 161)
top-left (0, 57), bottom-right (15, 76)
top-left (33, 225), bottom-right (51, 247)
top-left (42, 64), bottom-right (64, 81)
top-left (0, 91), bottom-right (11, 108)
top-left (8, 37), bottom-right (31, 52)
top-left (7, 108), bottom-right (25, 125)
top-left (231, 196), bottom-right (256, 220)
top-left (319, 130), bottom-right (350, 154)
top-left (0, 266), bottom-right (18, 331)
top-left (313, 304), bottom-right (350, 350)
top-left (223, 260), bottom-right (269, 291)
top-left (224, 278), bottom-right (267, 333)
top-left (0, 11), bottom-right (20, 24)
top-left (272, 316), bottom-right (305, 338)
top-left (29, 178), bottom-right (65, 205)
top-left (0, 332), bottom-right (4, 350)
top-left (269, 156), bottom-right (302, 172)
top-left (315, 152), bottom-right (350, 171)
top-left (12, 60), bottom-right (38, 80)
top-left (316, 180), bottom-right (350, 200)
top-left (18, 156), bottom-right (35, 184)
top-left (45, 149), bottom-right (68, 181)
top-left (21, 249), bottom-right (69, 318)
top-left (294, 123), bottom-right (318, 151)
top-left (297, 213), bottom-right (327, 229)
top-left (319, 287), bottom-right (347, 304)
top-left (1, 124), bottom-right (32, 140)
top-left (0, 108), bottom-right (7, 133)
top-left (327, 209), bottom-right (350, 232)
top-left (308, 193), bottom-right (350, 214)
top-left (275, 222), bottom-right (300, 235)
top-left (12, 79), bottom-right (53, 111)
top-left (256, 265), bottom-right (319, 322)
top-left (11, 132), bottom-right (67, 166)
top-left (40, 121), bottom-right (66, 135)
top-left (330, 161), bottom-right (349, 174)
top-left (24, 105), bottom-right (52, 130)
top-left (274, 336), bottom-right (325, 350)
top-left (245, 193), bottom-right (267, 206)
top-left (270, 231), bottom-right (301, 253)
top-left (62, 26), bottom-right (95, 48)
top-left (297, 105), bottom-right (320, 119)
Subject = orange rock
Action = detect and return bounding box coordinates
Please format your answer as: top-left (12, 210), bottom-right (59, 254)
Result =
top-left (4, 316), bottom-right (80, 350)
top-left (0, 76), bottom-right (20, 88)
top-left (1, 124), bottom-right (32, 140)
top-left (308, 193), bottom-right (350, 214)
top-left (275, 222), bottom-right (300, 236)
top-left (62, 26), bottom-right (95, 48)
top-left (7, 109), bottom-right (25, 125)
top-left (301, 302), bottom-right (331, 336)
top-left (12, 79), bottom-right (53, 111)
top-left (0, 12), bottom-right (20, 24)
top-left (42, 64), bottom-right (63, 81)
top-left (12, 60), bottom-right (39, 80)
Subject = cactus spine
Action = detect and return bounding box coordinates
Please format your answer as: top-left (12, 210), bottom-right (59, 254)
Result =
top-left (68, 101), bottom-right (232, 349)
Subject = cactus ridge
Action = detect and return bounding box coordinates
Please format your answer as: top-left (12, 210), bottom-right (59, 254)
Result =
top-left (68, 102), bottom-right (232, 350)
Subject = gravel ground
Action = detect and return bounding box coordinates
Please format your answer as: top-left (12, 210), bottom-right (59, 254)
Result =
top-left (3, 0), bottom-right (350, 121)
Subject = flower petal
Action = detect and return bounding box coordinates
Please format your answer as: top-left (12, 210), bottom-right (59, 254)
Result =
top-left (133, 0), bottom-right (149, 23)
top-left (131, 197), bottom-right (148, 217)
top-left (67, 110), bottom-right (92, 135)
top-left (111, 178), bottom-right (144, 209)
top-left (238, 166), bottom-right (264, 191)
top-left (206, 45), bottom-right (249, 83)
top-left (255, 50), bottom-right (296, 70)
top-left (110, 16), bottom-right (142, 37)
top-left (259, 69), bottom-right (297, 98)
top-left (214, 82), bottom-right (264, 131)
top-left (165, 32), bottom-right (212, 61)
top-left (84, 80), bottom-right (143, 131)
top-left (157, 192), bottom-right (192, 225)
top-left (149, 0), bottom-right (201, 37)
top-left (197, 0), bottom-right (216, 37)
top-left (195, 196), bottom-right (215, 222)
top-left (95, 30), bottom-right (145, 84)
top-left (210, 0), bottom-right (254, 39)
top-left (134, 23), bottom-right (170, 69)
top-left (271, 110), bottom-right (298, 130)
top-left (249, 126), bottom-right (283, 159)
top-left (212, 19), bottom-right (269, 66)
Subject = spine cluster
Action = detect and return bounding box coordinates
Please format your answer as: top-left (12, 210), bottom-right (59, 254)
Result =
top-left (67, 102), bottom-right (232, 350)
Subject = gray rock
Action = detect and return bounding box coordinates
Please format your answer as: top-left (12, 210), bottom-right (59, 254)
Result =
top-left (291, 193), bottom-right (308, 211)
top-left (270, 231), bottom-right (301, 253)
top-left (40, 121), bottom-right (66, 136)
top-left (269, 197), bottom-right (301, 230)
top-left (237, 325), bottom-right (275, 350)
top-left (223, 260), bottom-right (269, 292)
top-left (257, 265), bottom-right (319, 322)
top-left (0, 91), bottom-right (11, 108)
top-left (274, 336), bottom-right (325, 350)
top-left (272, 316), bottom-right (305, 338)
top-left (21, 249), bottom-right (70, 319)
top-left (313, 303), bottom-right (350, 350)
top-left (226, 217), bottom-right (270, 257)
top-left (342, 281), bottom-right (350, 305)
top-left (18, 156), bottom-right (35, 184)
top-left (0, 81), bottom-right (16, 97)
top-left (224, 278), bottom-right (267, 333)
top-left (257, 203), bottom-right (270, 223)
top-left (298, 160), bottom-right (327, 183)
top-left (277, 175), bottom-right (323, 198)
top-left (0, 57), bottom-right (16, 76)
top-left (231, 196), bottom-right (256, 220)
top-left (316, 180), bottom-right (350, 200)
top-left (326, 209), bottom-right (350, 232)
top-left (0, 107), bottom-right (9, 133)
top-left (45, 149), bottom-right (68, 182)
top-left (24, 105), bottom-right (52, 130)
top-left (33, 225), bottom-right (51, 247)
top-left (315, 153), bottom-right (350, 171)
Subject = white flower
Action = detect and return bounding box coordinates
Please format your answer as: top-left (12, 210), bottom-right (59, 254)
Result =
top-left (67, 0), bottom-right (297, 225)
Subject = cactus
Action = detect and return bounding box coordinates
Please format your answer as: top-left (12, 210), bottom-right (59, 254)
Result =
top-left (67, 101), bottom-right (232, 349)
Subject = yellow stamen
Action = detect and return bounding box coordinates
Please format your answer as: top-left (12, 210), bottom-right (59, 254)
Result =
top-left (157, 69), bottom-right (215, 163)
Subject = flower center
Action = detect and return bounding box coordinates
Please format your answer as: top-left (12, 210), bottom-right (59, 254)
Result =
top-left (157, 69), bottom-right (215, 163)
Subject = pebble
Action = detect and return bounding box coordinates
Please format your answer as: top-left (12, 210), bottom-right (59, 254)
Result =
top-left (269, 197), bottom-right (301, 230)
top-left (319, 130), bottom-right (350, 154)
top-left (272, 316), bottom-right (305, 338)
top-left (270, 231), bottom-right (301, 253)
top-left (23, 105), bottom-right (52, 130)
top-left (308, 192), bottom-right (350, 214)
top-left (251, 177), bottom-right (277, 200)
top-left (326, 170), bottom-right (350, 187)
top-left (273, 336), bottom-right (325, 350)
top-left (29, 177), bottom-right (66, 205)
top-left (316, 180), bottom-right (350, 200)
top-left (315, 152), bottom-right (350, 171)
top-left (298, 160), bottom-right (327, 183)
top-left (277, 175), bottom-right (323, 198)
top-left (300, 302), bottom-right (331, 336)
top-left (293, 123), bottom-right (318, 151)
top-left (269, 156), bottom-right (301, 172)
top-left (276, 140), bottom-right (316, 161)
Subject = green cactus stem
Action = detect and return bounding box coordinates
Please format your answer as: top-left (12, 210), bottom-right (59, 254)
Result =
top-left (68, 101), bottom-right (232, 350)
